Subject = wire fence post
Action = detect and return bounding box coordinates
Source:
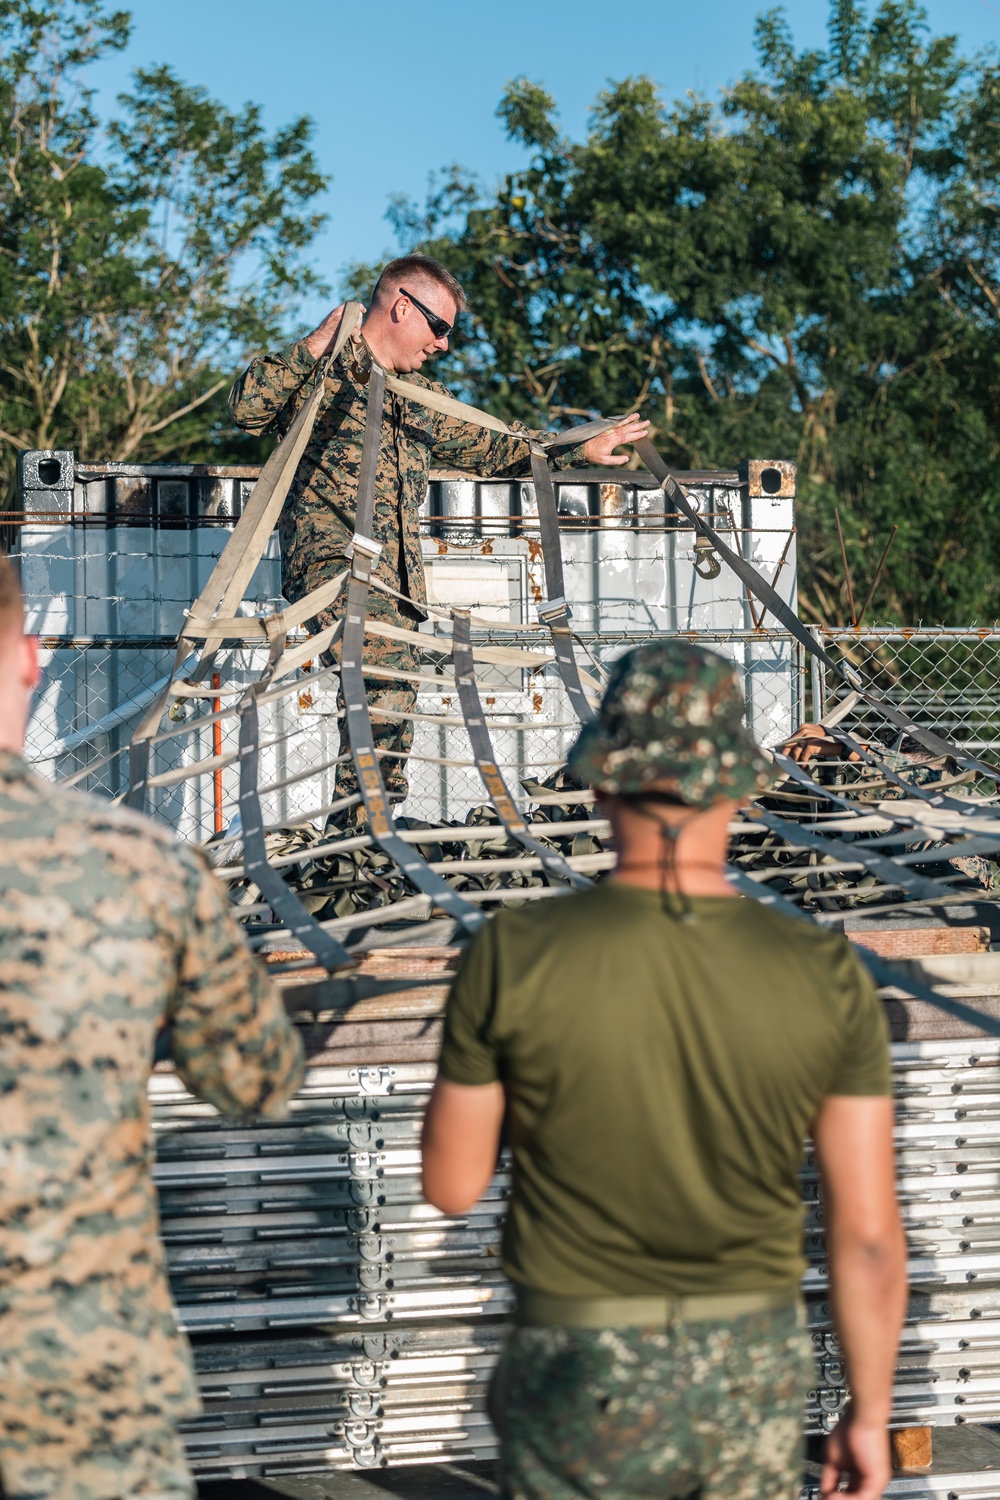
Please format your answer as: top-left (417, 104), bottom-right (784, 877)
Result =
top-left (810, 626), bottom-right (826, 724)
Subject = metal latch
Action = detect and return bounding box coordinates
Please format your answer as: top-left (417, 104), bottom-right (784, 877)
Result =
top-left (345, 533), bottom-right (383, 564)
top-left (537, 597), bottom-right (571, 624)
top-left (350, 1066), bottom-right (396, 1096)
top-left (693, 533), bottom-right (722, 580)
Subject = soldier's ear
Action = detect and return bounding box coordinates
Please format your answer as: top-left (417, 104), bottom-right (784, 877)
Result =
top-left (20, 633), bottom-right (41, 693)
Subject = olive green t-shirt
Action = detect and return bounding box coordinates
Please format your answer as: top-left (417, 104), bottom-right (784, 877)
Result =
top-left (439, 884), bottom-right (891, 1299)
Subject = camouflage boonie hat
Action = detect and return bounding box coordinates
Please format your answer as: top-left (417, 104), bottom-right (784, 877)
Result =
top-left (567, 640), bottom-right (773, 805)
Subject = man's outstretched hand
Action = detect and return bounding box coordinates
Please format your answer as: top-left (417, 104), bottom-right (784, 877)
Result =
top-left (304, 302), bottom-right (365, 360)
top-left (581, 413), bottom-right (651, 466)
top-left (780, 722), bottom-right (865, 766)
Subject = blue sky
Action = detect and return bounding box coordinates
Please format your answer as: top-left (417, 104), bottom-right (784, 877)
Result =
top-left (89, 0), bottom-right (1000, 329)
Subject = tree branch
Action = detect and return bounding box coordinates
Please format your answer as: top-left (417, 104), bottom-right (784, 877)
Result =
top-left (695, 349), bottom-right (722, 403)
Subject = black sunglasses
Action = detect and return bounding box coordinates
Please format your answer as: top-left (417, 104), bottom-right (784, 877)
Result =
top-left (399, 285), bottom-right (453, 340)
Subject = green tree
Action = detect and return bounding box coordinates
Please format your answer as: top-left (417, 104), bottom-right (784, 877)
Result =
top-left (360, 1), bottom-right (1000, 626)
top-left (0, 0), bottom-right (328, 506)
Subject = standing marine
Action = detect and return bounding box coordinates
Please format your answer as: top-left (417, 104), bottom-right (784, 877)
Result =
top-left (422, 639), bottom-right (906, 1500)
top-left (228, 253), bottom-right (649, 821)
top-left (0, 555), bottom-right (304, 1500)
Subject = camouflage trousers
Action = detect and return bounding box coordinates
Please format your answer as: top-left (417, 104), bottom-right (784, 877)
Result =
top-left (488, 1304), bottom-right (813, 1500)
top-left (0, 1280), bottom-right (198, 1500)
top-left (286, 561), bottom-right (423, 806)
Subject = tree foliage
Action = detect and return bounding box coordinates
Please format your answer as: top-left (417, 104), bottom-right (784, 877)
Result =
top-left (0, 0), bottom-right (328, 504)
top-left (353, 1), bottom-right (1000, 625)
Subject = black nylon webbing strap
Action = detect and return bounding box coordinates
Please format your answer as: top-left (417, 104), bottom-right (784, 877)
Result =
top-left (751, 808), bottom-right (965, 902)
top-left (237, 720), bottom-right (354, 972)
top-left (823, 722), bottom-right (995, 818)
top-left (771, 749), bottom-right (885, 817)
top-left (339, 364), bottom-right (485, 934)
top-left (451, 610), bottom-right (590, 889)
top-left (529, 450), bottom-right (595, 724)
top-left (634, 438), bottom-right (1000, 783)
top-left (236, 620), bottom-right (354, 972)
top-left (725, 864), bottom-right (1000, 1039)
top-left (770, 749), bottom-right (984, 840)
top-left (771, 753), bottom-right (1000, 876)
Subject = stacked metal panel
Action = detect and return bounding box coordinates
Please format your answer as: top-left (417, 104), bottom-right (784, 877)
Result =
top-left (804, 1466), bottom-right (1000, 1498)
top-left (153, 1062), bottom-right (510, 1481)
top-left (151, 1035), bottom-right (1000, 1486)
top-left (806, 1036), bottom-right (1000, 1437)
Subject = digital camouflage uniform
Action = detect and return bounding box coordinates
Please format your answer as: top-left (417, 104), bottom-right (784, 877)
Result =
top-left (490, 1307), bottom-right (814, 1500)
top-left (228, 337), bottom-right (585, 807)
top-left (0, 751), bottom-right (304, 1500)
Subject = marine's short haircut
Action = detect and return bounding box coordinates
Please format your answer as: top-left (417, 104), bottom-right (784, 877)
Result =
top-left (0, 554), bottom-right (24, 637)
top-left (371, 255), bottom-right (467, 315)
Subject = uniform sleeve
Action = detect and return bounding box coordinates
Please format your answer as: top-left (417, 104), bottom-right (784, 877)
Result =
top-left (438, 921), bottom-right (503, 1086)
top-left (826, 944), bottom-right (892, 1097)
top-left (228, 339), bottom-right (343, 437)
top-left (429, 400), bottom-right (587, 479)
top-left (167, 847), bottom-right (304, 1119)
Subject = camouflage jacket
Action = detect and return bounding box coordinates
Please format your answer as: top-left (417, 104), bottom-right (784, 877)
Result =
top-left (228, 337), bottom-right (587, 607)
top-left (0, 752), bottom-right (303, 1425)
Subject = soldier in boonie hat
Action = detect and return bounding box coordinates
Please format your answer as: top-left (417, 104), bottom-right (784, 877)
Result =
top-left (567, 637), bottom-right (773, 804)
top-left (425, 634), bottom-right (899, 1500)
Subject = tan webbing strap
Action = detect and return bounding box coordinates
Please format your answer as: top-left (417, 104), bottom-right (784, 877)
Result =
top-left (181, 569), bottom-right (348, 642)
top-left (194, 303), bottom-right (364, 634)
top-left (125, 313), bottom-right (361, 808)
top-left (383, 374), bottom-right (514, 435)
top-left (383, 371), bottom-right (623, 452)
top-left (451, 610), bottom-right (590, 889)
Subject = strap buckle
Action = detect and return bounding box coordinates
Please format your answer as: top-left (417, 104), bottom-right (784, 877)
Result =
top-left (346, 533), bottom-right (382, 563)
top-left (537, 596), bottom-right (571, 624)
top-left (346, 533), bottom-right (383, 579)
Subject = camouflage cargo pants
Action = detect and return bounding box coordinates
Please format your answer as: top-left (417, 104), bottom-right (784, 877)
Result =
top-left (0, 1420), bottom-right (191, 1500)
top-left (0, 1280), bottom-right (197, 1500)
top-left (286, 561), bottom-right (424, 806)
top-left (488, 1304), bottom-right (814, 1500)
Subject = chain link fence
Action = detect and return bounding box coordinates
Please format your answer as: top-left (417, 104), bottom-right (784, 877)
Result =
top-left (811, 628), bottom-right (1000, 778)
top-left (36, 626), bottom-right (1000, 842)
top-left (25, 626), bottom-right (802, 841)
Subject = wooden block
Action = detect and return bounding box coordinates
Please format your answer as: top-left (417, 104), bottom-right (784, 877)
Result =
top-left (882, 993), bottom-right (1000, 1041)
top-left (262, 945), bottom-right (461, 979)
top-left (850, 927), bottom-right (989, 959)
top-left (891, 1426), bottom-right (932, 1470)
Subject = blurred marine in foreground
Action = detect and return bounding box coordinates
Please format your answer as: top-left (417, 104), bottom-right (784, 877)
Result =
top-left (422, 640), bottom-right (906, 1500)
top-left (0, 555), bottom-right (303, 1500)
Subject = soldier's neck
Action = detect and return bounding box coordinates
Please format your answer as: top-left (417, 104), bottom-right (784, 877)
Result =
top-left (359, 318), bottom-right (397, 373)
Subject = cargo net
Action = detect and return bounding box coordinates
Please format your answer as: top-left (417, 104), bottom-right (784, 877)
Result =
top-left (29, 606), bottom-right (1000, 998)
top-left (27, 298), bottom-right (1000, 1018)
top-left (101, 619), bottom-right (1000, 1007)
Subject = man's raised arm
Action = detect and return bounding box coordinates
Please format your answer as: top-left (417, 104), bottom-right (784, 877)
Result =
top-left (429, 404), bottom-right (651, 481)
top-left (228, 301), bottom-right (360, 436)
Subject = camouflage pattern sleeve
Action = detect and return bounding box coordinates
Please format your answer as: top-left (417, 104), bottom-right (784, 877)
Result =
top-left (167, 846), bottom-right (303, 1119)
top-left (427, 397), bottom-right (588, 477)
top-left (228, 339), bottom-right (342, 437)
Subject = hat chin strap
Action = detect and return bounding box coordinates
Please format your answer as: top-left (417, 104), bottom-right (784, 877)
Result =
top-left (621, 795), bottom-right (701, 922)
